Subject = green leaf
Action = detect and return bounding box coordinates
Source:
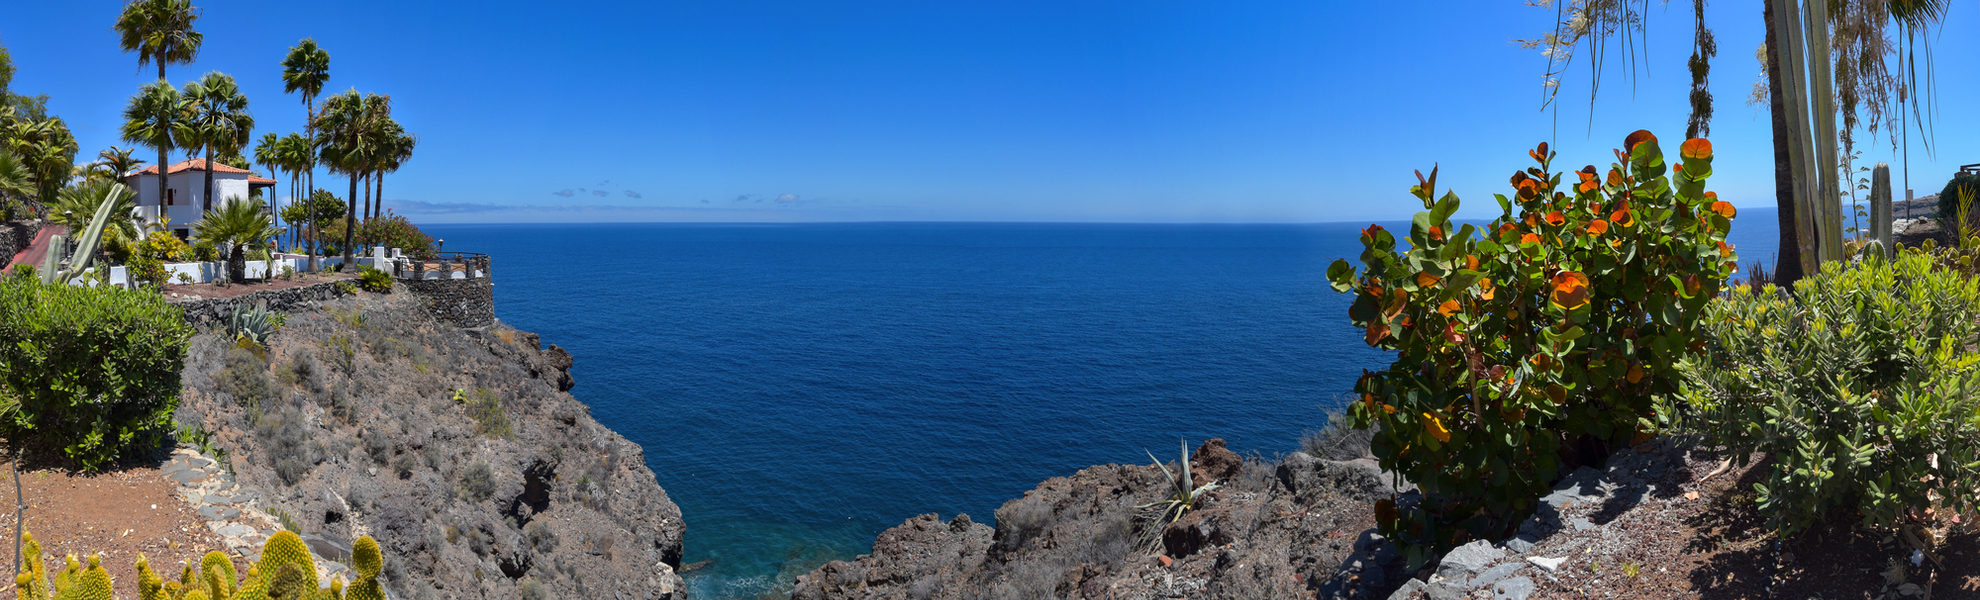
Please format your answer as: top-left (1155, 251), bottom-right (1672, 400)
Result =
top-left (1327, 259), bottom-right (1356, 293)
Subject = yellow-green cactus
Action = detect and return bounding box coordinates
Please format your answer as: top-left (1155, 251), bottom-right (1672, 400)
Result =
top-left (199, 552), bottom-right (236, 599)
top-left (341, 537), bottom-right (382, 600)
top-left (254, 533), bottom-right (318, 593)
top-left (50, 555), bottom-right (82, 595)
top-left (10, 531), bottom-right (385, 600)
top-left (49, 555), bottom-right (112, 600)
top-left (136, 555), bottom-right (164, 600)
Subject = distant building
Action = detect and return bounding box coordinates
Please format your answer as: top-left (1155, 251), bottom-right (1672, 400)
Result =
top-left (125, 159), bottom-right (277, 239)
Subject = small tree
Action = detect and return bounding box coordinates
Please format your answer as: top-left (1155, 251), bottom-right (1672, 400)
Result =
top-left (192, 197), bottom-right (279, 283)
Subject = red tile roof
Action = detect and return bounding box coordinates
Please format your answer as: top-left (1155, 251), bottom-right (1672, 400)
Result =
top-left (129, 158), bottom-right (276, 184)
top-left (130, 158), bottom-right (249, 176)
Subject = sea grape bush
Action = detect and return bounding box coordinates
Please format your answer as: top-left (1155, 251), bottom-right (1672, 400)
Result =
top-left (1327, 131), bottom-right (1739, 566)
top-left (0, 273), bottom-right (191, 469)
top-left (1677, 251), bottom-right (1980, 536)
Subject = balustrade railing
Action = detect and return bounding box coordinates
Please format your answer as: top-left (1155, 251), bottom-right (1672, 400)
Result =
top-left (396, 251), bottom-right (490, 280)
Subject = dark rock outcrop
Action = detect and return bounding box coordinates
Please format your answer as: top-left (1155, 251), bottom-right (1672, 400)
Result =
top-left (177, 291), bottom-right (683, 599)
top-left (792, 439), bottom-right (1408, 600)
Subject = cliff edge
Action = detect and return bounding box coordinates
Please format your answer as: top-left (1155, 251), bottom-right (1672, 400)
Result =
top-left (174, 289), bottom-right (685, 600)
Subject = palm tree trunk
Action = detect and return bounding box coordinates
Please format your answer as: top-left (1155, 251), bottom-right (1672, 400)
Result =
top-left (156, 146), bottom-right (169, 218)
top-left (202, 146), bottom-right (215, 212)
top-left (229, 245), bottom-right (244, 283)
top-left (362, 172), bottom-right (372, 222)
top-left (1766, 0), bottom-right (1803, 285)
top-left (376, 173), bottom-right (385, 220)
top-left (343, 174), bottom-right (358, 267)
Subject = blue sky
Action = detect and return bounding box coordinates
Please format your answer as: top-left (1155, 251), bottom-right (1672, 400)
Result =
top-left (4, 1), bottom-right (1975, 223)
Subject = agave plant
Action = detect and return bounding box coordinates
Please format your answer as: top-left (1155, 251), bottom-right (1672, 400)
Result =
top-left (227, 303), bottom-right (279, 348)
top-left (1139, 439), bottom-right (1220, 524)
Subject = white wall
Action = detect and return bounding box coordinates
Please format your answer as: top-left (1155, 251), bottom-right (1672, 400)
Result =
top-left (127, 170), bottom-right (262, 234)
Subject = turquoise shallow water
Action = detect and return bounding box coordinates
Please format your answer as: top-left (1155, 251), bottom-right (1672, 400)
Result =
top-left (421, 212), bottom-right (1779, 599)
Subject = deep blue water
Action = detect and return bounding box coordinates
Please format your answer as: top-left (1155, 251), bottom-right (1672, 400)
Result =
top-left (423, 211), bottom-right (1779, 599)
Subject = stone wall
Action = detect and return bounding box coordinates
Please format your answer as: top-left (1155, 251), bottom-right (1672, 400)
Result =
top-left (172, 279), bottom-right (358, 331)
top-left (0, 220), bottom-right (44, 267)
top-left (401, 276), bottom-right (495, 328)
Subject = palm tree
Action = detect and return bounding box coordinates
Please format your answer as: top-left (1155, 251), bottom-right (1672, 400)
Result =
top-left (281, 39), bottom-right (328, 268)
top-left (116, 0), bottom-right (202, 213)
top-left (193, 196), bottom-right (280, 283)
top-left (179, 72), bottom-right (254, 212)
top-left (251, 132), bottom-right (281, 235)
top-left (52, 181), bottom-right (141, 253)
top-left (315, 90), bottom-right (389, 267)
top-left (0, 151), bottom-right (31, 218)
top-left (274, 133), bottom-right (311, 248)
top-left (120, 82), bottom-right (185, 211)
top-left (373, 122), bottom-right (415, 221)
top-left (98, 146), bottom-right (147, 180)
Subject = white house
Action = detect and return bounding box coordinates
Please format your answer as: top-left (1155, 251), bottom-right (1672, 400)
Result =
top-left (124, 158), bottom-right (277, 239)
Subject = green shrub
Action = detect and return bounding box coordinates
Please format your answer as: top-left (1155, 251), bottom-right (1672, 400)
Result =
top-left (0, 274), bottom-right (191, 469)
top-left (191, 238), bottom-right (220, 262)
top-left (1676, 250), bottom-right (1980, 535)
top-left (462, 387), bottom-right (511, 439)
top-left (357, 264), bottom-right (392, 293)
top-left (460, 460), bottom-right (496, 502)
top-left (1328, 131), bottom-right (1738, 566)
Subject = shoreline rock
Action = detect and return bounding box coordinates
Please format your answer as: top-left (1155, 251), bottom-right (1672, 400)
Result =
top-left (792, 439), bottom-right (1410, 600)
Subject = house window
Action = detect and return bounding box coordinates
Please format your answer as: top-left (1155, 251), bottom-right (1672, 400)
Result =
top-left (174, 229), bottom-right (189, 241)
top-left (167, 189), bottom-right (176, 206)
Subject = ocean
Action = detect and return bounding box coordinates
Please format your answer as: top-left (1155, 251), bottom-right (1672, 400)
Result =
top-left (422, 210), bottom-right (1780, 599)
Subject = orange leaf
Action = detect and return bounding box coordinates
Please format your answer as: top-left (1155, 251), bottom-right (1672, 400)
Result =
top-left (1437, 300), bottom-right (1461, 317)
top-left (1718, 240), bottom-right (1735, 258)
top-left (1610, 209), bottom-right (1635, 228)
top-left (1680, 137), bottom-right (1713, 160)
top-left (1624, 129), bottom-right (1658, 152)
top-left (1588, 220), bottom-right (1609, 235)
top-left (1710, 201), bottom-right (1737, 218)
top-left (1477, 278), bottom-right (1495, 301)
top-left (1422, 412), bottom-right (1450, 443)
top-left (1429, 226), bottom-right (1445, 240)
top-left (1466, 255), bottom-right (1479, 271)
top-left (1374, 498), bottom-right (1399, 523)
top-left (1365, 323), bottom-right (1390, 346)
top-left (1417, 272), bottom-right (1442, 288)
top-left (1545, 211), bottom-right (1566, 226)
top-left (1521, 233), bottom-right (1542, 245)
top-left (1550, 271), bottom-right (1590, 310)
top-left (1626, 363), bottom-right (1645, 384)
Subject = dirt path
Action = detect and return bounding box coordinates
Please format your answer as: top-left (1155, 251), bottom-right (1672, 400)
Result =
top-left (0, 452), bottom-right (231, 593)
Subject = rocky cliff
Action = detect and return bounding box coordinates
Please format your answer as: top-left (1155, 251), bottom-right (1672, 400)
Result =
top-left (174, 290), bottom-right (685, 600)
top-left (791, 440), bottom-right (1409, 600)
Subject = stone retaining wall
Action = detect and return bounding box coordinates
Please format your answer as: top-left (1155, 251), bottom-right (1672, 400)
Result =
top-left (171, 279), bottom-right (358, 330)
top-left (0, 220), bottom-right (44, 266)
top-left (401, 276), bottom-right (494, 328)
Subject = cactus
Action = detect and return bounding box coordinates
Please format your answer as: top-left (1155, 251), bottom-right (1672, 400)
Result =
top-left (42, 184), bottom-right (132, 285)
top-left (10, 531), bottom-right (388, 600)
top-left (341, 538), bottom-right (383, 600)
top-left (136, 556), bottom-right (164, 600)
